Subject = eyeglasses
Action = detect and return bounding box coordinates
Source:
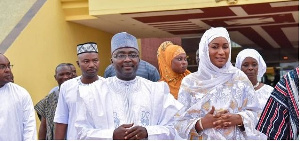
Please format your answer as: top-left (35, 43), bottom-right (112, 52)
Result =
top-left (0, 64), bottom-right (13, 70)
top-left (113, 54), bottom-right (139, 60)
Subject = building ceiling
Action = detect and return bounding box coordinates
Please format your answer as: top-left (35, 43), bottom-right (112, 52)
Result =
top-left (71, 1), bottom-right (299, 64)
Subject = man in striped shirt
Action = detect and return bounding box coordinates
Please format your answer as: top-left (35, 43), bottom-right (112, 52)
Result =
top-left (256, 67), bottom-right (299, 140)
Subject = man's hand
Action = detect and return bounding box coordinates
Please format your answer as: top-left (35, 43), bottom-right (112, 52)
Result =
top-left (113, 123), bottom-right (134, 140)
top-left (124, 126), bottom-right (148, 140)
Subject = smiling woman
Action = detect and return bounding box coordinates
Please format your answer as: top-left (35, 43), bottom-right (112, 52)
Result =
top-left (176, 27), bottom-right (259, 140)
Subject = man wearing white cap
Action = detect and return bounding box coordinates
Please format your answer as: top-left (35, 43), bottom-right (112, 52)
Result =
top-left (75, 32), bottom-right (183, 140)
top-left (54, 42), bottom-right (104, 139)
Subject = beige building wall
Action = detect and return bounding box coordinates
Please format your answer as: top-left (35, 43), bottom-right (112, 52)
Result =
top-left (3, 0), bottom-right (112, 130)
top-left (0, 0), bottom-right (36, 46)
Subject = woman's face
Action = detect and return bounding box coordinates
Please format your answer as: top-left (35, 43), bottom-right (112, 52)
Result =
top-left (208, 37), bottom-right (230, 68)
top-left (171, 53), bottom-right (188, 74)
top-left (241, 57), bottom-right (258, 81)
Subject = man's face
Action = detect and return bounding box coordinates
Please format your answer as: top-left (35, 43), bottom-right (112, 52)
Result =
top-left (55, 65), bottom-right (72, 86)
top-left (111, 47), bottom-right (140, 80)
top-left (0, 54), bottom-right (13, 87)
top-left (69, 65), bottom-right (77, 78)
top-left (77, 52), bottom-right (99, 78)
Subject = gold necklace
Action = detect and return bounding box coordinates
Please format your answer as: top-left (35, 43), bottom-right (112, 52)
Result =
top-left (253, 81), bottom-right (260, 89)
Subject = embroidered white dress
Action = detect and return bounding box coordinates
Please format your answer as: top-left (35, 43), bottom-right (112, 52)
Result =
top-left (0, 82), bottom-right (36, 141)
top-left (256, 84), bottom-right (273, 115)
top-left (247, 84), bottom-right (273, 140)
top-left (54, 76), bottom-right (104, 139)
top-left (176, 71), bottom-right (260, 140)
top-left (75, 76), bottom-right (183, 140)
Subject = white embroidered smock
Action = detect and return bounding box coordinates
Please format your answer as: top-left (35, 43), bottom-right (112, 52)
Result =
top-left (0, 82), bottom-right (36, 141)
top-left (75, 76), bottom-right (183, 140)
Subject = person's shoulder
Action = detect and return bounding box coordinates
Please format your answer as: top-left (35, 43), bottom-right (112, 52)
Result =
top-left (88, 75), bottom-right (106, 85)
top-left (6, 83), bottom-right (31, 98)
top-left (104, 64), bottom-right (115, 77)
top-left (259, 84), bottom-right (274, 93)
top-left (98, 75), bottom-right (106, 81)
top-left (137, 76), bottom-right (152, 83)
top-left (8, 82), bottom-right (29, 93)
top-left (181, 72), bottom-right (197, 82)
top-left (141, 60), bottom-right (155, 68)
top-left (263, 84), bottom-right (274, 89)
top-left (105, 75), bottom-right (115, 81)
top-left (66, 76), bottom-right (80, 84)
top-left (48, 90), bottom-right (57, 98)
top-left (139, 76), bottom-right (168, 88)
top-left (60, 76), bottom-right (80, 89)
top-left (48, 86), bottom-right (59, 94)
top-left (233, 69), bottom-right (249, 80)
top-left (104, 64), bottom-right (114, 71)
top-left (288, 67), bottom-right (299, 78)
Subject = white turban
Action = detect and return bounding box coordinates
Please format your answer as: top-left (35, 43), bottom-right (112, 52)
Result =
top-left (235, 48), bottom-right (267, 78)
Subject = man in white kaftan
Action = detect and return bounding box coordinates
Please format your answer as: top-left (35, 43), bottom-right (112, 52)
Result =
top-left (54, 42), bottom-right (104, 139)
top-left (76, 76), bottom-right (182, 139)
top-left (0, 53), bottom-right (36, 140)
top-left (54, 76), bottom-right (104, 139)
top-left (75, 32), bottom-right (183, 140)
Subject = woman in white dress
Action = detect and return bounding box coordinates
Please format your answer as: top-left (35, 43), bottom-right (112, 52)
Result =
top-left (175, 27), bottom-right (260, 140)
top-left (235, 48), bottom-right (274, 139)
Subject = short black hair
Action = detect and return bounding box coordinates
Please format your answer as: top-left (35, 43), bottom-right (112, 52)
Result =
top-left (55, 63), bottom-right (70, 74)
top-left (66, 63), bottom-right (75, 67)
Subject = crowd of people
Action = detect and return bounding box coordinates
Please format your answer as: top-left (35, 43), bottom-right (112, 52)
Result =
top-left (0, 27), bottom-right (298, 140)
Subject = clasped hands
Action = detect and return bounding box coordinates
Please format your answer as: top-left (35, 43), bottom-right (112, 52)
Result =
top-left (196, 106), bottom-right (243, 132)
top-left (113, 123), bottom-right (148, 140)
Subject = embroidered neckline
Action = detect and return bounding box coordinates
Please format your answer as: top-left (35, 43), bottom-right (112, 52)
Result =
top-left (110, 77), bottom-right (140, 93)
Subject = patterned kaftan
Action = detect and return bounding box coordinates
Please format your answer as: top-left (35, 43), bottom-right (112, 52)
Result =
top-left (256, 67), bottom-right (299, 140)
top-left (34, 89), bottom-right (59, 140)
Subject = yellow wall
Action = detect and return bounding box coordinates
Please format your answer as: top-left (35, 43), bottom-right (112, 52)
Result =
top-left (0, 0), bottom-right (36, 44)
top-left (4, 0), bottom-right (112, 131)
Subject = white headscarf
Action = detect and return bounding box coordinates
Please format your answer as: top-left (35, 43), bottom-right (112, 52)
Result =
top-left (196, 27), bottom-right (239, 90)
top-left (235, 48), bottom-right (267, 78)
